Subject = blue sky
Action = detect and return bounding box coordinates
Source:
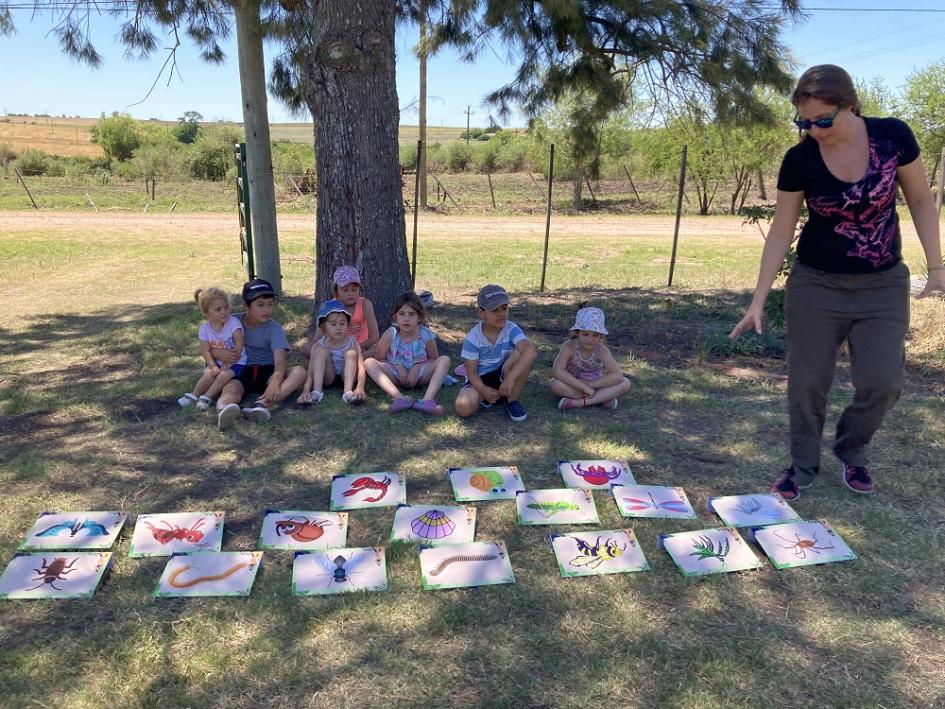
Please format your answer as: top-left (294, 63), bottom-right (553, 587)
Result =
top-left (1, 2), bottom-right (944, 128)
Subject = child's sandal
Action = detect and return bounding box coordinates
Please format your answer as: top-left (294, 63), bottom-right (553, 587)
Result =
top-left (342, 391), bottom-right (362, 405)
top-left (300, 390), bottom-right (325, 406)
top-left (196, 395), bottom-right (214, 411)
top-left (178, 392), bottom-right (198, 408)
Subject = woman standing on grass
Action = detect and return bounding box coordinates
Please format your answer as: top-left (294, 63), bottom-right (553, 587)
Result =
top-left (730, 64), bottom-right (944, 501)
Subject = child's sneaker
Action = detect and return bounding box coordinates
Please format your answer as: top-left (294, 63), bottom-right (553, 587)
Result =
top-left (217, 403), bottom-right (241, 431)
top-left (557, 397), bottom-right (580, 411)
top-left (506, 400), bottom-right (527, 422)
top-left (841, 462), bottom-right (875, 494)
top-left (242, 403), bottom-right (271, 423)
top-left (771, 466), bottom-right (813, 502)
top-left (196, 395), bottom-right (214, 411)
top-left (413, 399), bottom-right (444, 416)
top-left (601, 399), bottom-right (618, 410)
top-left (388, 397), bottom-right (413, 414)
top-left (178, 392), bottom-right (198, 408)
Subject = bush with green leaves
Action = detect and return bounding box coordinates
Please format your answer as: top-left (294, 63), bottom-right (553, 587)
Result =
top-left (447, 142), bottom-right (473, 172)
top-left (271, 141), bottom-right (314, 177)
top-left (187, 125), bottom-right (243, 180)
top-left (90, 113), bottom-right (141, 163)
top-left (0, 143), bottom-right (17, 168)
top-left (15, 149), bottom-right (54, 176)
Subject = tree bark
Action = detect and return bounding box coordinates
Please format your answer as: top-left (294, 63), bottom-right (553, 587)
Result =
top-left (304, 0), bottom-right (409, 322)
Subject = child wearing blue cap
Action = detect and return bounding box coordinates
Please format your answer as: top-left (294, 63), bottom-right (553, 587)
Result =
top-left (298, 299), bottom-right (367, 405)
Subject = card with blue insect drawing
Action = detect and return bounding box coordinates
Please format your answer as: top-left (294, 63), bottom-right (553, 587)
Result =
top-left (558, 459), bottom-right (635, 490)
top-left (0, 552), bottom-right (113, 600)
top-left (155, 551), bottom-right (262, 598)
top-left (753, 520), bottom-right (857, 570)
top-left (660, 527), bottom-right (763, 577)
top-left (516, 489), bottom-right (599, 526)
top-left (258, 510), bottom-right (348, 551)
top-left (708, 493), bottom-right (801, 528)
top-left (612, 484), bottom-right (698, 520)
top-left (448, 466), bottom-right (524, 502)
top-left (292, 547), bottom-right (388, 596)
top-left (19, 511), bottom-right (128, 551)
top-left (329, 472), bottom-right (406, 511)
top-left (390, 505), bottom-right (476, 546)
top-left (128, 512), bottom-right (225, 558)
top-left (419, 541), bottom-right (515, 590)
top-left (550, 529), bottom-right (649, 578)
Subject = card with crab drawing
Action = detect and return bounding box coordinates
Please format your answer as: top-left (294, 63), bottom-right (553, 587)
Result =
top-left (558, 459), bottom-right (635, 490)
top-left (155, 551), bottom-right (263, 598)
top-left (258, 511), bottom-right (348, 551)
top-left (753, 520), bottom-right (857, 570)
top-left (329, 472), bottom-right (406, 511)
top-left (550, 529), bottom-right (649, 578)
top-left (660, 527), bottom-right (763, 577)
top-left (611, 484), bottom-right (698, 520)
top-left (127, 512), bottom-right (224, 558)
top-left (0, 552), bottom-right (113, 600)
top-left (292, 547), bottom-right (388, 596)
top-left (448, 466), bottom-right (524, 502)
top-left (516, 489), bottom-right (599, 526)
top-left (419, 541), bottom-right (515, 590)
top-left (391, 505), bottom-right (476, 546)
top-left (19, 511), bottom-right (128, 551)
top-left (708, 493), bottom-right (801, 528)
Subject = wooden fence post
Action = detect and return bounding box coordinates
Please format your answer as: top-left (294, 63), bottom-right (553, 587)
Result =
top-left (539, 144), bottom-right (555, 293)
top-left (14, 168), bottom-right (38, 209)
top-left (668, 145), bottom-right (687, 288)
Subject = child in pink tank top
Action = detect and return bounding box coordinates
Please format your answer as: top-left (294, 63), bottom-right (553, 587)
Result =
top-left (332, 266), bottom-right (379, 358)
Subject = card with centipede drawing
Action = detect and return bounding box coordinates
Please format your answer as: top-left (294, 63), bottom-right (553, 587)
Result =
top-left (550, 529), bottom-right (650, 578)
top-left (292, 547), bottom-right (388, 595)
top-left (753, 520), bottom-right (856, 570)
top-left (0, 552), bottom-right (112, 600)
top-left (390, 505), bottom-right (476, 546)
top-left (419, 541), bottom-right (514, 590)
top-left (128, 512), bottom-right (224, 557)
top-left (659, 527), bottom-right (763, 577)
top-left (611, 484), bottom-right (698, 520)
top-left (20, 511), bottom-right (128, 551)
top-left (707, 493), bottom-right (801, 528)
top-left (557, 459), bottom-right (635, 490)
top-left (515, 489), bottom-right (599, 526)
top-left (448, 466), bottom-right (524, 502)
top-left (155, 551), bottom-right (262, 597)
top-left (329, 472), bottom-right (406, 511)
top-left (258, 511), bottom-right (348, 551)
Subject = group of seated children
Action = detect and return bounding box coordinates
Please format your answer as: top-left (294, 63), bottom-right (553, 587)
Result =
top-left (178, 268), bottom-right (631, 430)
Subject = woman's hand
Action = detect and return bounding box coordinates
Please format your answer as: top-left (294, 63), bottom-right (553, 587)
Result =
top-left (729, 304), bottom-right (765, 338)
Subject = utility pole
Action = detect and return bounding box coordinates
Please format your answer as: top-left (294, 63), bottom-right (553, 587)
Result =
top-left (418, 10), bottom-right (428, 208)
top-left (464, 105), bottom-right (474, 145)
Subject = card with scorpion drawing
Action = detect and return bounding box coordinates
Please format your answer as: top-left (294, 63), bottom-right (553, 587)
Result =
top-left (155, 551), bottom-right (262, 597)
top-left (557, 460), bottom-right (635, 490)
top-left (391, 505), bottom-right (476, 546)
top-left (753, 520), bottom-right (856, 570)
top-left (708, 494), bottom-right (802, 528)
top-left (448, 466), bottom-right (524, 502)
top-left (516, 489), bottom-right (599, 526)
top-left (0, 552), bottom-right (113, 600)
top-left (329, 472), bottom-right (406, 511)
top-left (611, 484), bottom-right (698, 520)
top-left (258, 511), bottom-right (348, 551)
top-left (550, 529), bottom-right (650, 578)
top-left (292, 547), bottom-right (388, 596)
top-left (128, 512), bottom-right (225, 558)
top-left (419, 541), bottom-right (515, 590)
top-left (660, 527), bottom-right (763, 577)
top-left (20, 511), bottom-right (128, 551)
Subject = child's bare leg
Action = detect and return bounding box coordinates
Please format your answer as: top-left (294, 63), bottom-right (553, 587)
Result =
top-left (500, 347), bottom-right (536, 401)
top-left (192, 368), bottom-right (218, 397)
top-left (583, 377), bottom-right (631, 405)
top-left (420, 356), bottom-right (450, 402)
top-left (587, 371), bottom-right (626, 389)
top-left (203, 369), bottom-right (236, 399)
top-left (273, 366), bottom-right (307, 403)
top-left (311, 348), bottom-right (332, 392)
top-left (217, 379), bottom-right (244, 409)
top-left (365, 358), bottom-right (403, 399)
top-left (549, 378), bottom-right (588, 399)
top-left (298, 337), bottom-right (313, 359)
top-left (342, 349), bottom-right (358, 395)
top-left (454, 385), bottom-right (483, 418)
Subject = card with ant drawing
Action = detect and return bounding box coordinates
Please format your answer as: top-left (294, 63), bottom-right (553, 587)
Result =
top-left (292, 547), bottom-right (388, 596)
top-left (258, 511), bottom-right (348, 551)
top-left (448, 466), bottom-right (524, 502)
top-left (329, 472), bottom-right (406, 511)
top-left (660, 527), bottom-right (764, 577)
top-left (611, 484), bottom-right (698, 520)
top-left (752, 520), bottom-right (856, 570)
top-left (550, 529), bottom-right (649, 578)
top-left (390, 505), bottom-right (476, 546)
top-left (19, 511), bottom-right (128, 551)
top-left (558, 459), bottom-right (635, 490)
top-left (708, 493), bottom-right (801, 528)
top-left (155, 551), bottom-right (262, 598)
top-left (128, 512), bottom-right (224, 558)
top-left (516, 489), bottom-right (599, 526)
top-left (419, 541), bottom-right (515, 590)
top-left (0, 552), bottom-right (112, 600)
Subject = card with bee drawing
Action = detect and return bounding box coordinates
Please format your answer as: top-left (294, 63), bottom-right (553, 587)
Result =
top-left (660, 527), bottom-right (763, 577)
top-left (708, 493), bottom-right (801, 528)
top-left (329, 472), bottom-right (406, 511)
top-left (419, 541), bottom-right (515, 590)
top-left (128, 512), bottom-right (224, 558)
top-left (550, 529), bottom-right (649, 578)
top-left (753, 520), bottom-right (857, 570)
top-left (292, 547), bottom-right (388, 596)
top-left (516, 489), bottom-right (599, 526)
top-left (611, 484), bottom-right (698, 520)
top-left (390, 505), bottom-right (476, 546)
top-left (0, 552), bottom-right (112, 600)
top-left (19, 511), bottom-right (128, 551)
top-left (258, 511), bottom-right (348, 551)
top-left (448, 466), bottom-right (524, 502)
top-left (557, 459), bottom-right (635, 490)
top-left (155, 551), bottom-right (262, 598)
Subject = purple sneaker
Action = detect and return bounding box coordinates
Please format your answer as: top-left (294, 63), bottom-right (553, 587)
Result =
top-left (388, 397), bottom-right (413, 414)
top-left (771, 467), bottom-right (813, 501)
top-left (841, 462), bottom-right (875, 494)
top-left (413, 399), bottom-right (444, 416)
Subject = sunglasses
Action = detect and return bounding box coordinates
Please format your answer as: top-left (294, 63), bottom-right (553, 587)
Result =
top-left (793, 105), bottom-right (844, 131)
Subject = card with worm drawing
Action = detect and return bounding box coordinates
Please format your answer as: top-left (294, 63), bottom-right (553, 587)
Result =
top-left (448, 466), bottom-right (524, 502)
top-left (19, 511), bottom-right (128, 551)
top-left (659, 527), bottom-right (763, 577)
top-left (419, 541), bottom-right (515, 590)
top-left (516, 489), bottom-right (599, 526)
top-left (292, 547), bottom-right (388, 596)
top-left (558, 459), bottom-right (635, 490)
top-left (550, 529), bottom-right (650, 578)
top-left (390, 505), bottom-right (476, 546)
top-left (155, 551), bottom-right (262, 598)
top-left (329, 472), bottom-right (405, 511)
top-left (0, 552), bottom-right (113, 600)
top-left (258, 510), bottom-right (348, 551)
top-left (753, 520), bottom-right (857, 570)
top-left (128, 512), bottom-right (225, 557)
top-left (708, 493), bottom-right (801, 528)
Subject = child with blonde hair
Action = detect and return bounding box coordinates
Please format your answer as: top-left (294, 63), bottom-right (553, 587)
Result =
top-left (298, 299), bottom-right (367, 405)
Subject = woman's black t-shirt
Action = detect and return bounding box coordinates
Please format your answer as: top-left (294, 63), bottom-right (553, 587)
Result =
top-left (776, 117), bottom-right (920, 273)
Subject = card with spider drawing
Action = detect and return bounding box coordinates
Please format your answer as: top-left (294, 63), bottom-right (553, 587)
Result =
top-left (708, 493), bottom-right (801, 528)
top-left (128, 512), bottom-right (224, 558)
top-left (557, 459), bottom-right (635, 490)
top-left (660, 527), bottom-right (763, 577)
top-left (329, 472), bottom-right (406, 511)
top-left (419, 541), bottom-right (515, 590)
top-left (155, 551), bottom-right (262, 598)
top-left (550, 529), bottom-right (649, 578)
top-left (258, 511), bottom-right (348, 551)
top-left (516, 489), bottom-right (599, 526)
top-left (390, 505), bottom-right (476, 546)
top-left (448, 466), bottom-right (524, 502)
top-left (753, 520), bottom-right (857, 570)
top-left (292, 547), bottom-right (388, 596)
top-left (0, 552), bottom-right (113, 600)
top-left (611, 484), bottom-right (698, 520)
top-left (19, 511), bottom-right (128, 551)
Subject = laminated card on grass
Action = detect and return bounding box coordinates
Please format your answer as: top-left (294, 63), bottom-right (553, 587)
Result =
top-left (660, 527), bottom-right (763, 577)
top-left (612, 484), bottom-right (697, 520)
top-left (390, 505), bottom-right (476, 546)
top-left (292, 547), bottom-right (388, 595)
top-left (128, 512), bottom-right (224, 557)
top-left (20, 511), bottom-right (128, 551)
top-left (550, 529), bottom-right (649, 578)
top-left (708, 493), bottom-right (801, 528)
top-left (258, 510), bottom-right (348, 551)
top-left (0, 552), bottom-right (112, 600)
top-left (753, 520), bottom-right (856, 570)
top-left (155, 551), bottom-right (262, 598)
top-left (516, 489), bottom-right (598, 525)
top-left (558, 459), bottom-right (635, 490)
top-left (419, 541), bottom-right (514, 590)
top-left (448, 466), bottom-right (524, 502)
top-left (330, 472), bottom-right (405, 511)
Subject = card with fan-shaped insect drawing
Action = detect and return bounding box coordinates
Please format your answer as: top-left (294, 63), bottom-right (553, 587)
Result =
top-left (19, 511), bottom-right (128, 551)
top-left (155, 551), bottom-right (262, 598)
top-left (0, 552), bottom-right (112, 600)
top-left (753, 520), bottom-right (856, 570)
top-left (448, 466), bottom-right (524, 502)
top-left (292, 547), bottom-right (388, 596)
top-left (419, 541), bottom-right (514, 590)
top-left (258, 511), bottom-right (348, 551)
top-left (550, 529), bottom-right (649, 578)
top-left (708, 493), bottom-right (800, 528)
top-left (660, 527), bottom-right (763, 577)
top-left (390, 505), bottom-right (476, 546)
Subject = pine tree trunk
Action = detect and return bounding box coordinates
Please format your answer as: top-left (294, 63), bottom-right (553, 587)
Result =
top-left (303, 0), bottom-right (409, 321)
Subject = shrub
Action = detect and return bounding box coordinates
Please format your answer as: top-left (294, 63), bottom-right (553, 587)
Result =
top-left (447, 142), bottom-right (473, 172)
top-left (272, 141), bottom-right (314, 177)
top-left (90, 113), bottom-right (141, 163)
top-left (0, 143), bottom-right (17, 168)
top-left (15, 149), bottom-right (53, 176)
top-left (188, 125), bottom-right (243, 180)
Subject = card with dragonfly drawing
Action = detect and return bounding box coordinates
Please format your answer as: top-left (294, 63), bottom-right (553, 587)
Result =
top-left (390, 505), bottom-right (476, 546)
top-left (558, 459), bottom-right (635, 490)
top-left (516, 489), bottom-right (599, 526)
top-left (660, 527), bottom-right (763, 577)
top-left (258, 511), bottom-right (348, 551)
top-left (611, 484), bottom-right (698, 520)
top-left (708, 493), bottom-right (801, 528)
top-left (448, 466), bottom-right (524, 502)
top-left (550, 529), bottom-right (649, 578)
top-left (329, 472), bottom-right (405, 511)
top-left (753, 520), bottom-right (857, 570)
top-left (155, 551), bottom-right (262, 598)
top-left (0, 552), bottom-right (112, 600)
top-left (19, 511), bottom-right (127, 551)
top-left (419, 541), bottom-right (515, 590)
top-left (128, 512), bottom-right (224, 557)
top-left (292, 547), bottom-right (388, 596)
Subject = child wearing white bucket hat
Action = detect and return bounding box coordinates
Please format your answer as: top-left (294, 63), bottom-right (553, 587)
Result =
top-left (550, 306), bottom-right (631, 411)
